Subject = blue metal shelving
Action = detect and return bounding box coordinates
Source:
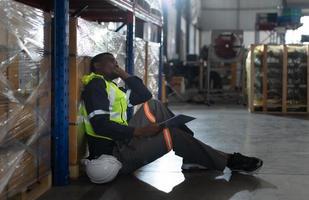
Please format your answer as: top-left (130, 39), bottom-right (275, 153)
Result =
top-left (53, 0), bottom-right (69, 186)
top-left (126, 12), bottom-right (135, 119)
top-left (158, 27), bottom-right (164, 100)
top-left (126, 12), bottom-right (135, 76)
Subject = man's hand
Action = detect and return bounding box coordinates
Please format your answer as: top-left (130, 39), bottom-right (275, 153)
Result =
top-left (133, 124), bottom-right (163, 137)
top-left (113, 64), bottom-right (130, 80)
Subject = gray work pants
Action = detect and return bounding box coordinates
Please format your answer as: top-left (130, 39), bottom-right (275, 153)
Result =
top-left (113, 100), bottom-right (227, 174)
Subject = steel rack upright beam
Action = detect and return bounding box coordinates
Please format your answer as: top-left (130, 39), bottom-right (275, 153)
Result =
top-left (52, 0), bottom-right (69, 186)
top-left (158, 27), bottom-right (163, 100)
top-left (126, 12), bottom-right (135, 118)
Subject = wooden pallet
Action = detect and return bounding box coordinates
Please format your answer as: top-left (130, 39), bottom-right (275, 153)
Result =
top-left (69, 164), bottom-right (80, 179)
top-left (248, 44), bottom-right (309, 114)
top-left (1, 173), bottom-right (51, 200)
top-left (69, 164), bottom-right (87, 180)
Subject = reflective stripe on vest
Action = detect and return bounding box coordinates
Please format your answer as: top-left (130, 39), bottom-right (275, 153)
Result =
top-left (80, 102), bottom-right (113, 140)
top-left (81, 73), bottom-right (130, 140)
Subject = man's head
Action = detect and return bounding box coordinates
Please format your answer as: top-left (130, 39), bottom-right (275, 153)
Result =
top-left (90, 53), bottom-right (119, 80)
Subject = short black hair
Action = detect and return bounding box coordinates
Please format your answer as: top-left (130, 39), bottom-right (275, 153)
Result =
top-left (90, 52), bottom-right (114, 72)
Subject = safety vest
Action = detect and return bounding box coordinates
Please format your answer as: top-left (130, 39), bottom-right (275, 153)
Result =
top-left (80, 73), bottom-right (130, 141)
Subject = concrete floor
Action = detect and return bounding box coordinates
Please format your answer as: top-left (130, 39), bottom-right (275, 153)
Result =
top-left (40, 104), bottom-right (309, 200)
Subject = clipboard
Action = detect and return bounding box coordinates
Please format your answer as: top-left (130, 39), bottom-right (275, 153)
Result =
top-left (158, 114), bottom-right (196, 128)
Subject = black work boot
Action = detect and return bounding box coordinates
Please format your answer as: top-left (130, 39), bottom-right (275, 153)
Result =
top-left (227, 153), bottom-right (263, 174)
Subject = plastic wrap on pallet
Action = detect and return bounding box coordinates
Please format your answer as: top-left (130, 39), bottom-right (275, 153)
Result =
top-left (148, 74), bottom-right (159, 99)
top-left (247, 44), bottom-right (308, 112)
top-left (267, 45), bottom-right (283, 105)
top-left (134, 38), bottom-right (146, 81)
top-left (252, 45), bottom-right (264, 106)
top-left (147, 42), bottom-right (160, 98)
top-left (190, 0), bottom-right (201, 24)
top-left (0, 0), bottom-right (51, 197)
top-left (287, 45), bottom-right (308, 108)
top-left (77, 18), bottom-right (126, 71)
top-left (145, 0), bottom-right (162, 15)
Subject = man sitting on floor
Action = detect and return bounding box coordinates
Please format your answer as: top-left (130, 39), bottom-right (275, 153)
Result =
top-left (81, 53), bottom-right (263, 183)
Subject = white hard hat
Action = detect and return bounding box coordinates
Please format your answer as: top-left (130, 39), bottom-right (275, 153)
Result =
top-left (82, 154), bottom-right (122, 184)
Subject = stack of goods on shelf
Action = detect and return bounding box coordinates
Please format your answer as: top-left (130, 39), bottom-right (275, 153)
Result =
top-left (211, 63), bottom-right (238, 91)
top-left (246, 44), bottom-right (309, 113)
top-left (134, 38), bottom-right (147, 82)
top-left (0, 0), bottom-right (51, 198)
top-left (147, 42), bottom-right (160, 98)
top-left (136, 0), bottom-right (151, 12)
top-left (137, 0), bottom-right (162, 17)
top-left (267, 46), bottom-right (283, 109)
top-left (287, 46), bottom-right (308, 112)
top-left (133, 39), bottom-right (161, 99)
top-left (251, 45), bottom-right (264, 107)
top-left (146, 0), bottom-right (162, 16)
top-left (133, 38), bottom-right (147, 112)
top-left (76, 18), bottom-right (127, 85)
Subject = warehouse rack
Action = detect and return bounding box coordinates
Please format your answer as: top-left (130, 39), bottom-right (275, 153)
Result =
top-left (14, 0), bottom-right (164, 186)
top-left (205, 46), bottom-right (245, 105)
top-left (247, 44), bottom-right (309, 114)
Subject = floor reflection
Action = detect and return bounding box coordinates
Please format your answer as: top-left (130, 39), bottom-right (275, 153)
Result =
top-left (79, 171), bottom-right (275, 200)
top-left (135, 171), bottom-right (185, 193)
top-left (134, 151), bottom-right (185, 193)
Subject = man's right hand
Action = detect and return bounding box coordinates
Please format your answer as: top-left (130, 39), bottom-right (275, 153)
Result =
top-left (113, 64), bottom-right (130, 80)
top-left (133, 124), bottom-right (162, 137)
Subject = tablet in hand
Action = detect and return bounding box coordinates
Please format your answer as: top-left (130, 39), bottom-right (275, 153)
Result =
top-left (158, 114), bottom-right (196, 128)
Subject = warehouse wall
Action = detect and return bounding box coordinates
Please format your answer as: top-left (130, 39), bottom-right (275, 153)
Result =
top-left (201, 31), bottom-right (211, 47)
top-left (199, 0), bottom-right (284, 47)
top-left (164, 0), bottom-right (201, 61)
top-left (165, 1), bottom-right (177, 60)
top-left (201, 31), bottom-right (277, 47)
top-left (189, 24), bottom-right (195, 54)
top-left (188, 24), bottom-right (201, 55)
top-left (195, 29), bottom-right (200, 54)
top-left (286, 0), bottom-right (309, 8)
top-left (188, 0), bottom-right (201, 55)
top-left (286, 16), bottom-right (309, 43)
top-left (179, 16), bottom-right (187, 60)
top-left (199, 0), bottom-right (282, 31)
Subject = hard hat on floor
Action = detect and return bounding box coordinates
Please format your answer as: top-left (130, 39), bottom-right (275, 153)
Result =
top-left (82, 154), bottom-right (122, 184)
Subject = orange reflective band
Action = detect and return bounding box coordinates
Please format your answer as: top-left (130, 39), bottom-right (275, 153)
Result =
top-left (143, 102), bottom-right (156, 123)
top-left (163, 128), bottom-right (173, 152)
top-left (143, 102), bottom-right (173, 152)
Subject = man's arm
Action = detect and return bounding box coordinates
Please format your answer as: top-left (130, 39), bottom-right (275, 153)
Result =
top-left (124, 76), bottom-right (153, 106)
top-left (114, 66), bottom-right (152, 105)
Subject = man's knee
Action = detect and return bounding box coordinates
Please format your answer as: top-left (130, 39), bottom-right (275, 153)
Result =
top-left (147, 99), bottom-right (161, 106)
top-left (146, 99), bottom-right (164, 111)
